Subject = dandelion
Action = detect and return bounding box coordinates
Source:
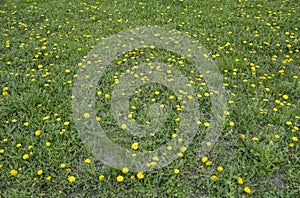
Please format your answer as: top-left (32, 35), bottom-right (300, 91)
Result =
top-left (22, 154), bottom-right (29, 160)
top-left (201, 156), bottom-right (208, 163)
top-left (63, 122), bottom-right (70, 126)
top-left (237, 177), bottom-right (244, 185)
top-left (45, 142), bottom-right (51, 147)
top-left (217, 166), bottom-right (224, 172)
top-left (84, 158), bottom-right (91, 164)
top-left (99, 175), bottom-right (105, 180)
top-left (292, 137), bottom-right (298, 142)
top-left (131, 142), bottom-right (139, 150)
top-left (229, 121), bottom-right (235, 127)
top-left (204, 122), bottom-right (210, 127)
top-left (174, 169), bottom-right (180, 174)
top-left (282, 95), bottom-right (289, 100)
top-left (244, 186), bottom-right (251, 194)
top-left (35, 129), bottom-right (42, 136)
top-left (83, 113), bottom-right (90, 119)
top-left (121, 124), bottom-right (127, 130)
top-left (60, 163), bottom-right (66, 168)
top-left (46, 176), bottom-right (52, 181)
top-left (122, 167), bottom-right (129, 174)
top-left (37, 170), bottom-right (43, 175)
top-left (211, 175), bottom-right (218, 181)
top-left (10, 169), bottom-right (18, 176)
top-left (252, 137), bottom-right (259, 141)
top-left (137, 172), bottom-right (144, 179)
top-left (0, 149), bottom-right (4, 154)
top-left (68, 175), bottom-right (76, 183)
top-left (117, 175), bottom-right (124, 182)
top-left (286, 121), bottom-right (292, 126)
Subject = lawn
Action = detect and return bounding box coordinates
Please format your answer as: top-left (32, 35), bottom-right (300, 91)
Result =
top-left (0, 0), bottom-right (299, 197)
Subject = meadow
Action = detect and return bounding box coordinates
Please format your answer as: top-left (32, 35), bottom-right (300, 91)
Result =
top-left (0, 0), bottom-right (299, 197)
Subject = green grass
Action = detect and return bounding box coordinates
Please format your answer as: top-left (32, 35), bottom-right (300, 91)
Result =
top-left (0, 0), bottom-right (299, 197)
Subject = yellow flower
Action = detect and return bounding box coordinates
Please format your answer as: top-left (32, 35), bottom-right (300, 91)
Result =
top-left (217, 166), bottom-right (224, 172)
top-left (137, 172), bottom-right (144, 179)
top-left (99, 175), bottom-right (105, 180)
top-left (0, 149), bottom-right (4, 154)
top-left (68, 175), bottom-right (76, 183)
top-left (211, 175), bottom-right (218, 181)
top-left (252, 137), bottom-right (259, 141)
top-left (42, 116), bottom-right (50, 121)
top-left (229, 121), bottom-right (235, 127)
top-left (10, 169), bottom-right (18, 176)
top-left (84, 158), bottom-right (91, 164)
top-left (282, 95), bottom-right (289, 100)
top-left (45, 142), bottom-right (51, 147)
top-left (60, 163), bottom-right (66, 168)
top-left (63, 122), bottom-right (70, 126)
top-left (22, 154), bottom-right (29, 160)
top-left (286, 121), bottom-right (292, 126)
top-left (35, 130), bottom-right (42, 136)
top-left (24, 122), bottom-right (29, 126)
top-left (105, 94), bottom-right (110, 99)
top-left (174, 169), bottom-right (180, 174)
top-left (244, 186), bottom-right (251, 194)
top-left (206, 161), bottom-right (212, 166)
top-left (83, 113), bottom-right (90, 119)
top-left (121, 124), bottom-right (127, 130)
top-left (292, 137), bottom-right (298, 142)
top-left (237, 177), bottom-right (244, 185)
top-left (131, 142), bottom-right (139, 150)
top-left (117, 175), bottom-right (124, 182)
top-left (46, 176), bottom-right (52, 181)
top-left (204, 122), bottom-right (210, 127)
top-left (16, 143), bottom-right (21, 148)
top-left (122, 167), bottom-right (129, 174)
top-left (37, 170), bottom-right (43, 175)
top-left (201, 156), bottom-right (208, 163)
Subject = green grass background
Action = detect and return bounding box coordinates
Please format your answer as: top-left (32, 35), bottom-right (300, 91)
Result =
top-left (0, 0), bottom-right (299, 197)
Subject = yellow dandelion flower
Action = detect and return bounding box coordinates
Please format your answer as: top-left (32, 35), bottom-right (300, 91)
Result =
top-left (211, 175), bottom-right (218, 181)
top-left (84, 158), bottom-right (91, 164)
top-left (122, 167), bottom-right (129, 174)
top-left (286, 121), bottom-right (292, 126)
top-left (201, 156), bottom-right (208, 163)
top-left (22, 154), bottom-right (29, 160)
top-left (37, 170), bottom-right (43, 175)
top-left (121, 124), bottom-right (127, 130)
top-left (204, 122), bottom-right (210, 127)
top-left (244, 186), bottom-right (251, 194)
top-left (237, 177), bottom-right (244, 185)
top-left (117, 175), bottom-right (124, 182)
top-left (217, 166), bottom-right (224, 172)
top-left (137, 172), bottom-right (144, 179)
top-left (99, 175), bottom-right (105, 180)
top-left (83, 113), bottom-right (90, 119)
top-left (174, 169), bottom-right (180, 174)
top-left (131, 142), bottom-right (139, 150)
top-left (68, 175), bottom-right (76, 183)
top-left (10, 169), bottom-right (18, 176)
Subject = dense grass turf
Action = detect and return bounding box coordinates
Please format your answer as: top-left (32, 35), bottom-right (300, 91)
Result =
top-left (0, 0), bottom-right (299, 197)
